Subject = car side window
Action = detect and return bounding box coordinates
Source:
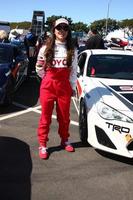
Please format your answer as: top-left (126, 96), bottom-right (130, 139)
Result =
top-left (87, 55), bottom-right (96, 76)
top-left (78, 53), bottom-right (87, 76)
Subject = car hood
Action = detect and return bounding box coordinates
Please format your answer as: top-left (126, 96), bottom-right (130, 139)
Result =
top-left (88, 78), bottom-right (133, 113)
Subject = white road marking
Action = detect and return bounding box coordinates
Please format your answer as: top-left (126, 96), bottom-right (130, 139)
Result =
top-left (32, 109), bottom-right (79, 126)
top-left (13, 102), bottom-right (41, 110)
top-left (72, 97), bottom-right (79, 115)
top-left (0, 101), bottom-right (79, 126)
top-left (0, 107), bottom-right (34, 121)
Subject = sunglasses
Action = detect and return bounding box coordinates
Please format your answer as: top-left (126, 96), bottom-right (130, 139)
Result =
top-left (55, 25), bottom-right (69, 31)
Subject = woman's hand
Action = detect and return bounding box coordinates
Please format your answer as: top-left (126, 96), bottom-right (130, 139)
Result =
top-left (72, 90), bottom-right (76, 97)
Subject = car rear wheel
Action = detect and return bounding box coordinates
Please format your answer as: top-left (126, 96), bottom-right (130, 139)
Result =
top-left (3, 76), bottom-right (15, 106)
top-left (79, 99), bottom-right (88, 144)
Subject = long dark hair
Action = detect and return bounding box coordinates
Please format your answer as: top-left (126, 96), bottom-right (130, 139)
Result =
top-left (44, 24), bottom-right (74, 68)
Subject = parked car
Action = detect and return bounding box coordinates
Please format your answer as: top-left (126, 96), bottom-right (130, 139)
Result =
top-left (76, 49), bottom-right (133, 158)
top-left (0, 43), bottom-right (28, 105)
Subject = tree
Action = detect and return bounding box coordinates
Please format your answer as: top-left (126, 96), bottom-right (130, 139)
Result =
top-left (9, 17), bottom-right (133, 33)
top-left (71, 22), bottom-right (89, 33)
top-left (89, 18), bottom-right (119, 33)
top-left (45, 16), bottom-right (89, 35)
top-left (10, 21), bottom-right (31, 29)
top-left (119, 19), bottom-right (133, 28)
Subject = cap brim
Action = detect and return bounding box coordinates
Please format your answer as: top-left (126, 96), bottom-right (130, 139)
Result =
top-left (54, 18), bottom-right (69, 27)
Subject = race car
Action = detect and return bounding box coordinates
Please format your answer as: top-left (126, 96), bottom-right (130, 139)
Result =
top-left (76, 49), bottom-right (133, 158)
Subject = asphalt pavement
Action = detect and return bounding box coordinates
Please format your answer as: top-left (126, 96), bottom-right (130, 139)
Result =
top-left (0, 77), bottom-right (133, 200)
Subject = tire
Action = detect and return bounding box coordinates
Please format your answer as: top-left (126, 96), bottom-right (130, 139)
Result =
top-left (3, 92), bottom-right (14, 106)
top-left (79, 99), bottom-right (88, 144)
top-left (14, 74), bottom-right (26, 91)
top-left (3, 76), bottom-right (15, 106)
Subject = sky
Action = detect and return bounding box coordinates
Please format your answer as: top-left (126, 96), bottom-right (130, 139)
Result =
top-left (0, 0), bottom-right (133, 25)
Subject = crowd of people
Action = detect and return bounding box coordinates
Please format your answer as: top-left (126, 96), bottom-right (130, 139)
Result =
top-left (0, 24), bottom-right (106, 80)
top-left (0, 28), bottom-right (50, 77)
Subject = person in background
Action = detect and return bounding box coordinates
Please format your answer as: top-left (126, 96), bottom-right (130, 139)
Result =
top-left (35, 32), bottom-right (51, 56)
top-left (35, 18), bottom-right (77, 159)
top-left (85, 28), bottom-right (105, 49)
top-left (24, 28), bottom-right (38, 76)
top-left (0, 30), bottom-right (9, 43)
top-left (9, 30), bottom-right (21, 46)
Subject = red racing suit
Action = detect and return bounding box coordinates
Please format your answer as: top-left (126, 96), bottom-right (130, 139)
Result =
top-left (36, 41), bottom-right (77, 146)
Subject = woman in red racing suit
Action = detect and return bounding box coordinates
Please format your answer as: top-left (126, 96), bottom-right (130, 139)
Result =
top-left (35, 18), bottom-right (77, 159)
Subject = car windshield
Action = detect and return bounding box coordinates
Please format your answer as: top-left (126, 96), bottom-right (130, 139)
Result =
top-left (0, 46), bottom-right (13, 64)
top-left (87, 54), bottom-right (133, 80)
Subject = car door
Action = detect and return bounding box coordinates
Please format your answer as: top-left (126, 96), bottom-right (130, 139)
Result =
top-left (77, 52), bottom-right (88, 98)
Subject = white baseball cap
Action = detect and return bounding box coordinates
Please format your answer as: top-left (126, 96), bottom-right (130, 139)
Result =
top-left (54, 18), bottom-right (69, 27)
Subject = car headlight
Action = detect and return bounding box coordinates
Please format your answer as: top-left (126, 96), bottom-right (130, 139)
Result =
top-left (97, 102), bottom-right (133, 123)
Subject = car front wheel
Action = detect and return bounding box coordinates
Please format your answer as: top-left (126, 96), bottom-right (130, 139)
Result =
top-left (79, 99), bottom-right (88, 144)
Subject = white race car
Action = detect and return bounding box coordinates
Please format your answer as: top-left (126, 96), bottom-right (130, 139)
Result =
top-left (76, 49), bottom-right (133, 158)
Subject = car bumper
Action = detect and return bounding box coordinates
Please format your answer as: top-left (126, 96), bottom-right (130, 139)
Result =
top-left (87, 110), bottom-right (133, 158)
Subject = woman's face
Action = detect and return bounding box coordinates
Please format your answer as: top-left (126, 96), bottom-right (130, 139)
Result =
top-left (54, 23), bottom-right (69, 42)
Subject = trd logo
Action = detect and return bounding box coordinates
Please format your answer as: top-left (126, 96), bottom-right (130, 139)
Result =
top-left (106, 122), bottom-right (130, 134)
